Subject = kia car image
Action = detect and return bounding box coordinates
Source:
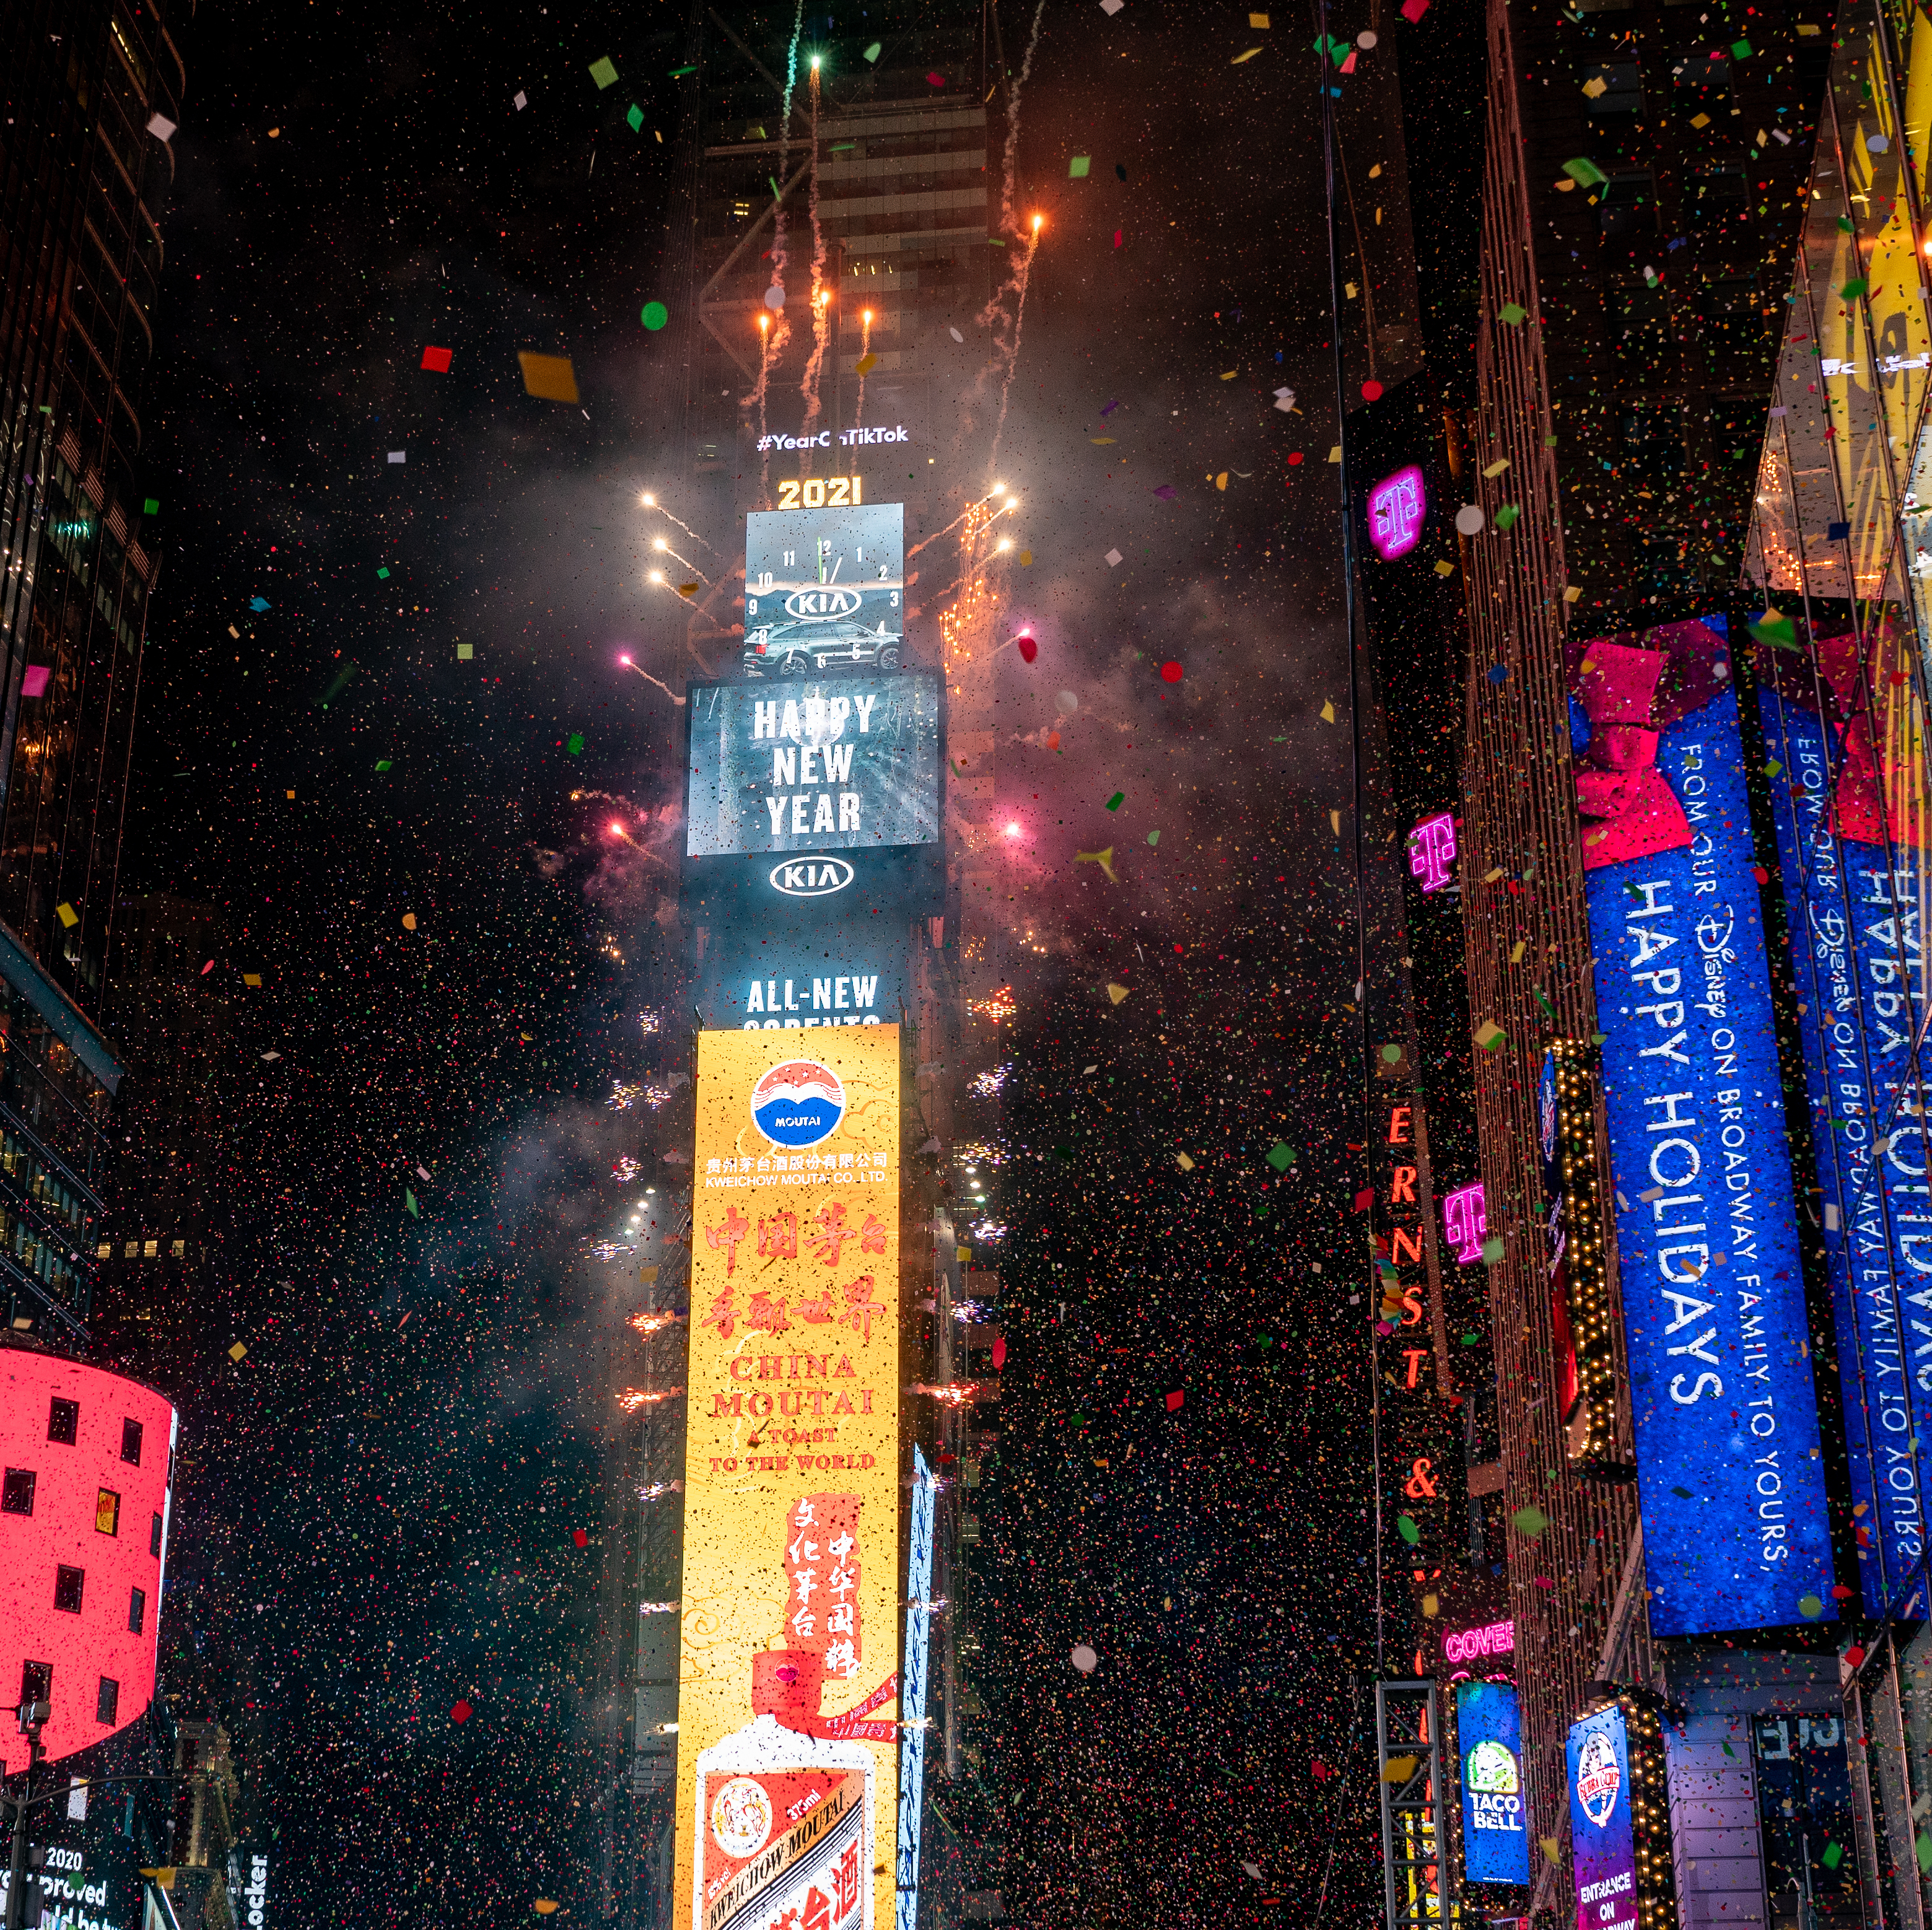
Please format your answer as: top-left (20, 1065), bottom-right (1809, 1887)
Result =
top-left (741, 618), bottom-right (904, 676)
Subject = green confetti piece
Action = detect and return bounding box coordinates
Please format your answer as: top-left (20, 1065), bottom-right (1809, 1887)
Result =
top-left (1146, 829), bottom-right (1160, 845)
top-left (1511, 1504), bottom-right (1549, 1538)
top-left (566, 732), bottom-right (586, 755)
top-left (668, 63), bottom-right (697, 77)
top-left (1798, 1592), bottom-right (1825, 1619)
top-left (1266, 1142), bottom-right (1296, 1171)
top-left (1258, 1334), bottom-right (1275, 1348)
top-left (1917, 1833), bottom-right (1932, 1875)
top-left (627, 103), bottom-right (644, 131)
top-left (404, 1189), bottom-right (420, 1218)
top-left (1765, 759), bottom-right (1783, 777)
top-left (641, 301), bottom-right (670, 331)
top-left (1480, 1235), bottom-right (1505, 1265)
top-left (863, 40), bottom-right (881, 61)
top-left (1723, 1739), bottom-right (1736, 1757)
top-left (1498, 302), bottom-right (1526, 326)
top-left (1460, 1332), bottom-right (1480, 1347)
top-left (1563, 156), bottom-right (1609, 188)
top-left (588, 55), bottom-right (619, 89)
top-left (1842, 277), bottom-right (1869, 300)
top-left (1591, 1031), bottom-right (1607, 1045)
top-left (142, 497), bottom-right (159, 515)
top-left (1070, 155), bottom-right (1091, 178)
top-left (1671, 1485), bottom-right (1694, 1498)
top-left (1494, 504), bottom-right (1521, 531)
top-left (1822, 1843), bottom-right (1843, 1871)
top-left (377, 566), bottom-right (390, 579)
top-left (1381, 1042), bottom-right (1403, 1063)
top-left (1731, 37), bottom-right (1752, 55)
top-left (1396, 1514), bottom-right (1421, 1545)
top-left (1751, 609), bottom-right (1798, 649)
top-left (374, 759), bottom-right (393, 772)
top-left (1106, 791), bottom-right (1124, 810)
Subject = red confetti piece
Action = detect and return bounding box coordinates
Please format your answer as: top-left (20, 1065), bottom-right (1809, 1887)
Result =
top-left (1361, 379), bottom-right (1383, 401)
top-left (926, 70), bottom-right (945, 85)
top-left (451, 1699), bottom-right (473, 1723)
top-left (1353, 1187), bottom-right (1375, 1213)
top-left (1160, 660), bottom-right (1182, 683)
top-left (991, 1334), bottom-right (1007, 1370)
top-left (572, 1527), bottom-right (588, 1548)
top-left (1847, 1644), bottom-right (1867, 1669)
top-left (421, 346), bottom-right (452, 372)
top-left (1016, 633), bottom-right (1038, 663)
top-left (1401, 0), bottom-right (1430, 19)
top-left (1113, 229), bottom-right (1123, 248)
top-left (1287, 452), bottom-right (1304, 466)
top-left (1166, 1390), bottom-right (1184, 1411)
top-left (1751, 865), bottom-right (1770, 885)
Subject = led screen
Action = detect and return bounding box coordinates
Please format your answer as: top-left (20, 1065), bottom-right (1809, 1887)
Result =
top-left (1458, 1680), bottom-right (1529, 1884)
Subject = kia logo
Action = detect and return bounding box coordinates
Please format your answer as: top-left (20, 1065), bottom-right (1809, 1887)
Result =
top-left (770, 856), bottom-right (855, 897)
top-left (784, 587), bottom-right (862, 622)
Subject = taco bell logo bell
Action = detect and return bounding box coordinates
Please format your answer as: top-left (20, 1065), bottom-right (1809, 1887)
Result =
top-left (751, 1059), bottom-right (846, 1148)
top-left (1575, 1729), bottom-right (1621, 1828)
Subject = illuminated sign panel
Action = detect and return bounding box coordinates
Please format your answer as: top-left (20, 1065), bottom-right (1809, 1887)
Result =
top-left (1441, 1182), bottom-right (1485, 1264)
top-left (1443, 1620), bottom-right (1514, 1665)
top-left (0, 1354), bottom-right (175, 1773)
top-left (1408, 811), bottom-right (1458, 892)
top-left (679, 1028), bottom-right (902, 1930)
top-left (743, 505), bottom-right (904, 673)
top-left (893, 1451), bottom-right (937, 1930)
top-left (1757, 635), bottom-right (1932, 1616)
top-left (1570, 618), bottom-right (1832, 1636)
top-left (1458, 1681), bottom-right (1529, 1884)
top-left (1567, 1707), bottom-right (1638, 1930)
top-left (1370, 466), bottom-right (1427, 562)
top-left (686, 676), bottom-right (940, 860)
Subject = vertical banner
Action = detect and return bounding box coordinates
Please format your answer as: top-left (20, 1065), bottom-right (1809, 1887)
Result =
top-left (894, 1450), bottom-right (937, 1930)
top-left (1757, 632), bottom-right (1932, 1617)
top-left (1567, 1707), bottom-right (1638, 1930)
top-left (681, 1028), bottom-right (903, 1930)
top-left (1456, 1681), bottom-right (1529, 1884)
top-left (1570, 618), bottom-right (1834, 1635)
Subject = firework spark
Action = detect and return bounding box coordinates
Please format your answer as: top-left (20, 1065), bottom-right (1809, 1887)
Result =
top-left (618, 1387), bottom-right (683, 1412)
top-left (628, 1310), bottom-right (684, 1337)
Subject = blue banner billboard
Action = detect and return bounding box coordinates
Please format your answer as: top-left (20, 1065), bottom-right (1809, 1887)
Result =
top-left (1571, 618), bottom-right (1834, 1636)
top-left (1567, 1706), bottom-right (1637, 1930)
top-left (1457, 1681), bottom-right (1529, 1885)
top-left (1757, 631), bottom-right (1932, 1618)
top-left (895, 1448), bottom-right (938, 1930)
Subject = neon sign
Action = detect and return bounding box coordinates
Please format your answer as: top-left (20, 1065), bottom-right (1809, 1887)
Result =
top-left (1408, 812), bottom-right (1458, 892)
top-left (1442, 1181), bottom-right (1485, 1264)
top-left (1442, 1620), bottom-right (1515, 1664)
top-left (1369, 465), bottom-right (1427, 561)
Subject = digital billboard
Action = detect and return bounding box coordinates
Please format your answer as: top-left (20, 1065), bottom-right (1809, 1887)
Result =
top-left (1457, 1680), bottom-right (1529, 1885)
top-left (0, 1353), bottom-right (176, 1773)
top-left (893, 1449), bottom-right (937, 1930)
top-left (1757, 629), bottom-right (1932, 1617)
top-left (1567, 1706), bottom-right (1637, 1930)
top-left (679, 1028), bottom-right (902, 1930)
top-left (745, 504), bottom-right (903, 676)
top-left (686, 676), bottom-right (940, 860)
top-left (1570, 618), bottom-right (1834, 1636)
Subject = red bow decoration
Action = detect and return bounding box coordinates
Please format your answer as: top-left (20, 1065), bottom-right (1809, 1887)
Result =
top-left (1574, 641), bottom-right (1692, 871)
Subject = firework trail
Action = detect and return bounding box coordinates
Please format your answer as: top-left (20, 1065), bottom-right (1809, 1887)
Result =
top-left (746, 0), bottom-right (807, 497)
top-left (855, 306), bottom-right (874, 422)
top-left (799, 63), bottom-right (833, 438)
top-left (974, 0), bottom-right (1050, 468)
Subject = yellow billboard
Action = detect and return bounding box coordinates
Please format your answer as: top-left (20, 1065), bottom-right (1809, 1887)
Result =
top-left (678, 1026), bottom-right (902, 1930)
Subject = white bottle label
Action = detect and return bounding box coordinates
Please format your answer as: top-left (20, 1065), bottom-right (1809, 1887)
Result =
top-left (699, 1766), bottom-right (867, 1930)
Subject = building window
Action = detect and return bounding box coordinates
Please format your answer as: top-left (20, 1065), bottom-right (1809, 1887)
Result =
top-left (1585, 59), bottom-right (1645, 115)
top-left (128, 1586), bottom-right (145, 1634)
top-left (54, 1565), bottom-right (84, 1613)
top-left (1, 1468), bottom-right (34, 1515)
top-left (141, 1239), bottom-right (157, 1259)
top-left (1689, 160), bottom-right (1750, 229)
top-left (19, 1661), bottom-right (50, 1713)
top-left (95, 1677), bottom-right (118, 1725)
top-left (120, 1418), bottom-right (142, 1465)
top-left (48, 1397), bottom-right (78, 1444)
top-left (123, 1240), bottom-right (137, 1258)
top-left (95, 1489), bottom-right (119, 1535)
top-left (95, 1242), bottom-right (110, 1259)
top-left (150, 1511), bottom-right (163, 1555)
top-left (170, 1239), bottom-right (184, 1258)
top-left (1599, 168), bottom-right (1658, 238)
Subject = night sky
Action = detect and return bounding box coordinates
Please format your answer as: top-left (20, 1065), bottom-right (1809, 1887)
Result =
top-left (83, 0), bottom-right (1485, 1920)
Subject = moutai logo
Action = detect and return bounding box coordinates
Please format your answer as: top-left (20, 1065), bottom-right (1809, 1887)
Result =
top-left (751, 1059), bottom-right (846, 1148)
top-left (771, 855), bottom-right (855, 898)
top-left (1575, 1728), bottom-right (1621, 1829)
top-left (784, 587), bottom-right (863, 622)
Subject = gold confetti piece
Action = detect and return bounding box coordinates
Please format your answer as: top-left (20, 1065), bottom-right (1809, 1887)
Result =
top-left (1581, 75), bottom-right (1607, 96)
top-left (228, 1342), bottom-right (247, 1363)
top-left (535, 1905), bottom-right (562, 1918)
top-left (55, 902), bottom-right (78, 928)
top-left (1541, 1838), bottom-right (1562, 1864)
top-left (518, 352), bottom-right (580, 403)
top-left (1090, 436), bottom-right (1117, 445)
top-left (1564, 585), bottom-right (1583, 602)
top-left (1176, 1151), bottom-right (1196, 1171)
top-left (1422, 1592), bottom-right (1440, 1618)
top-left (1020, 549), bottom-right (1033, 565)
top-left (402, 912), bottom-right (418, 931)
top-left (1554, 178), bottom-right (1576, 191)
top-left (677, 582), bottom-right (700, 597)
top-left (1215, 471), bottom-right (1229, 489)
top-left (1481, 457), bottom-right (1510, 478)
top-left (1383, 1757), bottom-right (1419, 1783)
top-left (1474, 1020), bottom-right (1505, 1049)
top-left (1076, 845), bottom-right (1119, 883)
top-left (242, 972), bottom-right (263, 988)
top-left (1249, 9), bottom-right (1270, 22)
top-left (854, 352), bottom-right (878, 375)
top-left (229, 624), bottom-right (241, 637)
top-left (1330, 810), bottom-right (1342, 834)
top-left (1434, 559), bottom-right (1455, 576)
top-left (1320, 699), bottom-right (1336, 722)
top-left (1510, 940), bottom-right (1526, 963)
top-left (1484, 866), bottom-right (1505, 881)
top-left (1368, 162), bottom-right (1382, 178)
top-left (1107, 982), bottom-right (1130, 1004)
top-left (1690, 110), bottom-right (1711, 126)
top-left (1220, 370), bottom-right (1238, 380)
top-left (1327, 444), bottom-right (1342, 463)
top-left (1231, 46), bottom-right (1262, 62)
